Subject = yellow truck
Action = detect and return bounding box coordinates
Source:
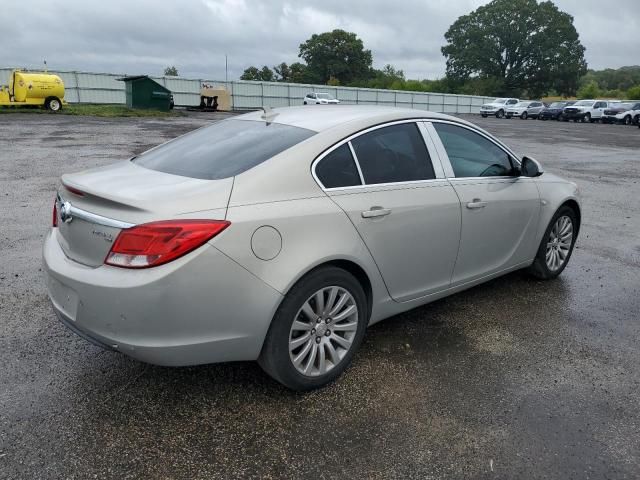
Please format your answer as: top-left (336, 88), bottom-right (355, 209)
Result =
top-left (0, 70), bottom-right (66, 111)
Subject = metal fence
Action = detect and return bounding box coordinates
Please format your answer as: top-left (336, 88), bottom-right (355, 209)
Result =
top-left (0, 67), bottom-right (493, 113)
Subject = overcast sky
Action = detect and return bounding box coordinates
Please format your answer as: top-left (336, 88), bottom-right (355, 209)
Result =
top-left (1, 0), bottom-right (638, 80)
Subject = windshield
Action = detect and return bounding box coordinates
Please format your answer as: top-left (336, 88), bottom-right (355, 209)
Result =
top-left (616, 103), bottom-right (632, 110)
top-left (134, 119), bottom-right (315, 180)
top-left (492, 98), bottom-right (508, 104)
top-left (316, 93), bottom-right (332, 99)
top-left (574, 100), bottom-right (595, 107)
top-left (514, 102), bottom-right (531, 107)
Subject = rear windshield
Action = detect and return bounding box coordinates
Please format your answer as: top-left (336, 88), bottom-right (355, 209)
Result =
top-left (133, 119), bottom-right (315, 180)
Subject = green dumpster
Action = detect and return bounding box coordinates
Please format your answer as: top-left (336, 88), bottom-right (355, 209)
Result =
top-left (118, 75), bottom-right (172, 111)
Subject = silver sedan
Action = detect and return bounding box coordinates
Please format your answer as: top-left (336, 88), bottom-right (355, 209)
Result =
top-left (44, 106), bottom-right (580, 390)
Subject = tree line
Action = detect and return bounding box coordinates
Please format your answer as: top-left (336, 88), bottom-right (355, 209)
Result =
top-left (239, 0), bottom-right (639, 100)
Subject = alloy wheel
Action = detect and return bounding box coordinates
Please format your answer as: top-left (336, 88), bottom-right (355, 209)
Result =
top-left (288, 286), bottom-right (359, 377)
top-left (545, 215), bottom-right (573, 271)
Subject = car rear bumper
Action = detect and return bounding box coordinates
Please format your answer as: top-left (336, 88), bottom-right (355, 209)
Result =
top-left (43, 228), bottom-right (283, 366)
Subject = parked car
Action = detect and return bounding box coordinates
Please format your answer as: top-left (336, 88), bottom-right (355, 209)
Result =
top-left (44, 106), bottom-right (581, 390)
top-left (505, 101), bottom-right (545, 119)
top-left (562, 99), bottom-right (619, 123)
top-left (480, 98), bottom-right (519, 118)
top-left (538, 101), bottom-right (575, 121)
top-left (601, 102), bottom-right (640, 125)
top-left (304, 92), bottom-right (339, 105)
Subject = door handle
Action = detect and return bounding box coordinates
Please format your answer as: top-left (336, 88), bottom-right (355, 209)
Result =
top-left (361, 207), bottom-right (391, 218)
top-left (466, 199), bottom-right (487, 209)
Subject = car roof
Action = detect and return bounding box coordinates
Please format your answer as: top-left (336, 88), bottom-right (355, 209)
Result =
top-left (235, 105), bottom-right (463, 133)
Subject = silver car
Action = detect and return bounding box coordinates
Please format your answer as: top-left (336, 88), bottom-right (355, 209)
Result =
top-left (44, 106), bottom-right (581, 390)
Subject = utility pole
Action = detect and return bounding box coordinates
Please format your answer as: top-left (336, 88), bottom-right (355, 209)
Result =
top-left (225, 54), bottom-right (228, 84)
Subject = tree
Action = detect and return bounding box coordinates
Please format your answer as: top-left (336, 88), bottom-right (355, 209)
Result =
top-left (627, 85), bottom-right (640, 100)
top-left (240, 65), bottom-right (275, 81)
top-left (164, 66), bottom-right (179, 76)
top-left (299, 29), bottom-right (373, 84)
top-left (577, 80), bottom-right (601, 99)
top-left (441, 0), bottom-right (587, 97)
top-left (273, 62), bottom-right (291, 82)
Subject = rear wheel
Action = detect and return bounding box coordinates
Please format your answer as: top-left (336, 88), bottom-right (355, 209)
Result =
top-left (624, 115), bottom-right (632, 125)
top-left (528, 206), bottom-right (578, 280)
top-left (583, 113), bottom-right (591, 123)
top-left (45, 97), bottom-right (62, 112)
top-left (259, 266), bottom-right (368, 391)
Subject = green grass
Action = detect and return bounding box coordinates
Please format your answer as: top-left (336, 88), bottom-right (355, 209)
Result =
top-left (0, 104), bottom-right (182, 117)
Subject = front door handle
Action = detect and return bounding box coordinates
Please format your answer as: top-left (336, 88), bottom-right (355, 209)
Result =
top-left (362, 207), bottom-right (391, 218)
top-left (466, 199), bottom-right (487, 209)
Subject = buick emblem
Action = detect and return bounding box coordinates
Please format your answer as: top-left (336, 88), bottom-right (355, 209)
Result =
top-left (60, 201), bottom-right (73, 223)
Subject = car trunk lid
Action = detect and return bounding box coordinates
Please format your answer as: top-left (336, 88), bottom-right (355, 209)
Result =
top-left (56, 161), bottom-right (233, 267)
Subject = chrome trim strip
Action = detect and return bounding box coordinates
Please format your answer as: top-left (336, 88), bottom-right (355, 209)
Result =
top-left (56, 193), bottom-right (135, 229)
top-left (324, 178), bottom-right (449, 193)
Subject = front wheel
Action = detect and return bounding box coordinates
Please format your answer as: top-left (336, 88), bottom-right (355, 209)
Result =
top-left (481, 114), bottom-right (488, 118)
top-left (521, 111), bottom-right (528, 120)
top-left (496, 109), bottom-right (505, 119)
top-left (528, 206), bottom-right (578, 280)
top-left (584, 113), bottom-right (591, 123)
top-left (259, 266), bottom-right (368, 391)
top-left (624, 115), bottom-right (632, 125)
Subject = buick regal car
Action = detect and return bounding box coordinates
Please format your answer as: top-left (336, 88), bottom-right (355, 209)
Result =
top-left (44, 106), bottom-right (581, 390)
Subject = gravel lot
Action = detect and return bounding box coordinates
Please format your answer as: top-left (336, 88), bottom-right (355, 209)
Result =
top-left (1, 111), bottom-right (639, 479)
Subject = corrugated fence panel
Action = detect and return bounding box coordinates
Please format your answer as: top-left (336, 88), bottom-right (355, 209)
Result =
top-left (0, 67), bottom-right (494, 113)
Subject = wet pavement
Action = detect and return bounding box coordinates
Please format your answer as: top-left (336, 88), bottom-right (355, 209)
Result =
top-left (1, 111), bottom-right (639, 479)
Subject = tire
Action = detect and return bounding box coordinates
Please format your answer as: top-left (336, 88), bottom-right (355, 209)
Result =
top-left (45, 97), bottom-right (62, 112)
top-left (496, 109), bottom-right (505, 119)
top-left (584, 113), bottom-right (591, 123)
top-left (303, 101), bottom-right (307, 105)
top-left (481, 114), bottom-right (488, 118)
top-left (527, 206), bottom-right (578, 280)
top-left (633, 115), bottom-right (640, 125)
top-left (521, 111), bottom-right (528, 120)
top-left (259, 266), bottom-right (368, 391)
top-left (506, 114), bottom-right (512, 119)
top-left (624, 115), bottom-right (632, 125)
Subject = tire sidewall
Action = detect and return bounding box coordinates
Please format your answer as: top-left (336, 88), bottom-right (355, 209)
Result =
top-left (531, 206), bottom-right (578, 279)
top-left (259, 267), bottom-right (368, 391)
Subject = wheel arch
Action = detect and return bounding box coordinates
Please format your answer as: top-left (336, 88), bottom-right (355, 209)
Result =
top-left (560, 199), bottom-right (581, 234)
top-left (283, 258), bottom-right (374, 321)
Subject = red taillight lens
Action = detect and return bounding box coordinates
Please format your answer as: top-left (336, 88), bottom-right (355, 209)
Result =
top-left (53, 199), bottom-right (58, 227)
top-left (105, 220), bottom-right (230, 269)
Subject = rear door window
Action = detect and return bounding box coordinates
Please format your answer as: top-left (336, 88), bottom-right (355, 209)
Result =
top-left (315, 144), bottom-right (362, 188)
top-left (134, 119), bottom-right (315, 180)
top-left (350, 123), bottom-right (436, 185)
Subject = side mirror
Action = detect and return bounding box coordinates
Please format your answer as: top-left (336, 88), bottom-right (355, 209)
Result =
top-left (521, 156), bottom-right (544, 177)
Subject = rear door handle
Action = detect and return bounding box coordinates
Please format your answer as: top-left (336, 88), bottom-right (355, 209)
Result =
top-left (362, 207), bottom-right (391, 218)
top-left (466, 199), bottom-right (487, 209)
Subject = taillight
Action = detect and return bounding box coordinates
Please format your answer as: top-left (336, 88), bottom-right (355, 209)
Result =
top-left (104, 220), bottom-right (230, 269)
top-left (53, 198), bottom-right (58, 227)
